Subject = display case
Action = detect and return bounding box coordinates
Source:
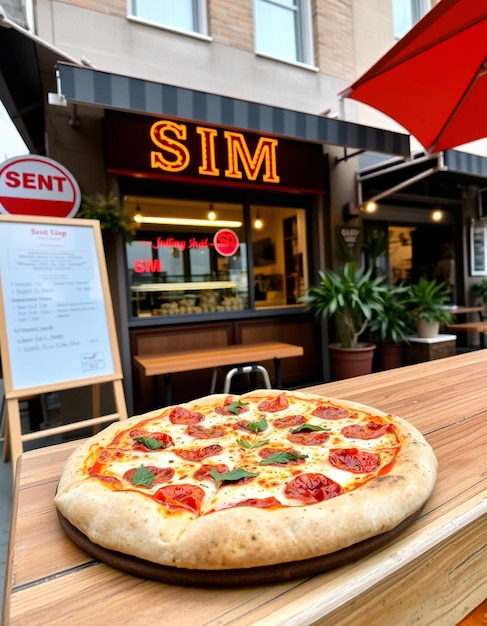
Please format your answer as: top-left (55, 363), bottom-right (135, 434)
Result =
top-left (130, 281), bottom-right (248, 317)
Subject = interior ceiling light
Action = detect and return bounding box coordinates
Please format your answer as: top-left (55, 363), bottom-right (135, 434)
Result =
top-left (133, 215), bottom-right (242, 228)
top-left (254, 210), bottom-right (263, 229)
top-left (432, 209), bottom-right (443, 221)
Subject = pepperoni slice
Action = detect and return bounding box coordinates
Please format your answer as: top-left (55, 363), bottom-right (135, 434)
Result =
top-left (169, 406), bottom-right (205, 425)
top-left (329, 448), bottom-right (381, 473)
top-left (257, 393), bottom-right (289, 412)
top-left (193, 463), bottom-right (229, 481)
top-left (272, 414), bottom-right (306, 428)
top-left (185, 424), bottom-right (226, 439)
top-left (88, 471), bottom-right (122, 488)
top-left (123, 466), bottom-right (175, 485)
top-left (284, 473), bottom-right (343, 503)
top-left (214, 396), bottom-right (249, 415)
top-left (287, 430), bottom-right (330, 445)
top-left (175, 444), bottom-right (223, 461)
top-left (312, 405), bottom-right (349, 420)
top-left (153, 484), bottom-right (205, 514)
top-left (130, 430), bottom-right (174, 450)
top-left (341, 422), bottom-right (394, 440)
top-left (230, 496), bottom-right (282, 509)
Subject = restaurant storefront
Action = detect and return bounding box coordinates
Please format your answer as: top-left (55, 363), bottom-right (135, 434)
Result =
top-left (0, 33), bottom-right (413, 413)
top-left (356, 150), bottom-right (487, 307)
top-left (104, 110), bottom-right (327, 410)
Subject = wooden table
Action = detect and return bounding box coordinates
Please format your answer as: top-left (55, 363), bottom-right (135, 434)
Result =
top-left (133, 341), bottom-right (304, 405)
top-left (4, 350), bottom-right (487, 625)
top-left (447, 320), bottom-right (487, 348)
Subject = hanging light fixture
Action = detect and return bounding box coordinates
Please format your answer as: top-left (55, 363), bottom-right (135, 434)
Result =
top-left (134, 198), bottom-right (142, 222)
top-left (254, 210), bottom-right (263, 229)
top-left (207, 203), bottom-right (217, 221)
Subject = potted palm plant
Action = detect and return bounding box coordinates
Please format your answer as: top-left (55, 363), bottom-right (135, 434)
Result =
top-left (367, 283), bottom-right (413, 370)
top-left (300, 262), bottom-right (387, 379)
top-left (407, 277), bottom-right (453, 338)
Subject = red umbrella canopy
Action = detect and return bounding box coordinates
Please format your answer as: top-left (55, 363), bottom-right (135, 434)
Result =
top-left (339, 0), bottom-right (487, 155)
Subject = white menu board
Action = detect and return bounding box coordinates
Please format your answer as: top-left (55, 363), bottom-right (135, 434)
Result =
top-left (0, 217), bottom-right (116, 392)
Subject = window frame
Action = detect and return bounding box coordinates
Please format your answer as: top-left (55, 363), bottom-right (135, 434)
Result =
top-left (253, 0), bottom-right (314, 67)
top-left (392, 0), bottom-right (430, 41)
top-left (127, 0), bottom-right (209, 38)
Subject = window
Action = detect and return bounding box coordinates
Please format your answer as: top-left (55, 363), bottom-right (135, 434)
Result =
top-left (392, 0), bottom-right (430, 40)
top-left (128, 0), bottom-right (207, 36)
top-left (126, 199), bottom-right (248, 318)
top-left (251, 205), bottom-right (308, 307)
top-left (125, 197), bottom-right (309, 319)
top-left (254, 0), bottom-right (313, 66)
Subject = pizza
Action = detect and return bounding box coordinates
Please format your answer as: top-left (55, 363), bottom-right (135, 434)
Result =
top-left (54, 389), bottom-right (437, 573)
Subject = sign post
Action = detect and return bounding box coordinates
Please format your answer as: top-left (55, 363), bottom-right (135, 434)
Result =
top-left (0, 215), bottom-right (127, 475)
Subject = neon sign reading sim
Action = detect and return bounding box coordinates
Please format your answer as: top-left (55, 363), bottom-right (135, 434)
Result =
top-left (149, 120), bottom-right (280, 184)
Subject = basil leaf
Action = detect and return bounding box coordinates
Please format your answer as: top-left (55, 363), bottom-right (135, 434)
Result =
top-left (134, 436), bottom-right (167, 450)
top-left (237, 438), bottom-right (270, 449)
top-left (226, 400), bottom-right (249, 415)
top-left (259, 452), bottom-right (308, 465)
top-left (210, 468), bottom-right (259, 485)
top-left (289, 423), bottom-right (331, 433)
top-left (244, 418), bottom-right (268, 433)
top-left (131, 465), bottom-right (155, 487)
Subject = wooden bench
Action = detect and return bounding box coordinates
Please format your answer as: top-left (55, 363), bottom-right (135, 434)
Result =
top-left (447, 321), bottom-right (487, 348)
top-left (133, 341), bottom-right (304, 405)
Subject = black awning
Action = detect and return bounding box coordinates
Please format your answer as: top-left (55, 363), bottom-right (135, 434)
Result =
top-left (56, 62), bottom-right (411, 157)
top-left (358, 150), bottom-right (487, 208)
top-left (0, 19), bottom-right (77, 154)
top-left (1, 23), bottom-right (411, 158)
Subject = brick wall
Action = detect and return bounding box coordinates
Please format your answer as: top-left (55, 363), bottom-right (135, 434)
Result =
top-left (52, 0), bottom-right (356, 79)
top-left (314, 0), bottom-right (354, 80)
top-left (209, 0), bottom-right (254, 52)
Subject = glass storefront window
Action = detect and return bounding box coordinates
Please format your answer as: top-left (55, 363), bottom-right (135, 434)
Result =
top-left (125, 197), bottom-right (308, 318)
top-left (251, 204), bottom-right (308, 308)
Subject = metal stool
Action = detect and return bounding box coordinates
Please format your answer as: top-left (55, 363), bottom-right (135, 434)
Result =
top-left (223, 364), bottom-right (271, 394)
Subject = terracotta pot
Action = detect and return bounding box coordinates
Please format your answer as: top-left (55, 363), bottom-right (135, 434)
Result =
top-left (328, 343), bottom-right (376, 380)
top-left (375, 343), bottom-right (403, 371)
top-left (416, 319), bottom-right (439, 338)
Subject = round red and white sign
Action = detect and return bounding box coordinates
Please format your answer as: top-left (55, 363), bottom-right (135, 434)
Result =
top-left (213, 228), bottom-right (240, 257)
top-left (0, 155), bottom-right (81, 219)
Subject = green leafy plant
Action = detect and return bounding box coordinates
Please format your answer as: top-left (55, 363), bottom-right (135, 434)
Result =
top-left (368, 283), bottom-right (413, 345)
top-left (300, 262), bottom-right (387, 349)
top-left (407, 277), bottom-right (453, 325)
top-left (77, 192), bottom-right (137, 242)
top-left (472, 279), bottom-right (487, 301)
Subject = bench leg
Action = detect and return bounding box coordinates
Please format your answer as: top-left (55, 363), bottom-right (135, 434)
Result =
top-left (273, 358), bottom-right (282, 388)
top-left (210, 368), bottom-right (218, 394)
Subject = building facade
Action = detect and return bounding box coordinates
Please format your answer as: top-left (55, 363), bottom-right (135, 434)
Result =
top-left (1, 0), bottom-right (486, 414)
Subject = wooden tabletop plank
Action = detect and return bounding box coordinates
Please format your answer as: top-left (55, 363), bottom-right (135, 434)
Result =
top-left (133, 341), bottom-right (303, 376)
top-left (5, 350), bottom-right (487, 625)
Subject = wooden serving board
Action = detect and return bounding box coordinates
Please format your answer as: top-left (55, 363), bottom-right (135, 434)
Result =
top-left (57, 506), bottom-right (423, 587)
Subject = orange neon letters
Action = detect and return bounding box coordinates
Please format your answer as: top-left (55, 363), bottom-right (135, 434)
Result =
top-left (150, 121), bottom-right (280, 184)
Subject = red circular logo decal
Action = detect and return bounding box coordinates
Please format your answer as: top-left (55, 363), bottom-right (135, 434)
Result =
top-left (0, 155), bottom-right (81, 219)
top-left (213, 229), bottom-right (240, 257)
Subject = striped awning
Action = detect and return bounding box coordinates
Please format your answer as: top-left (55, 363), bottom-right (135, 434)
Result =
top-left (56, 63), bottom-right (411, 157)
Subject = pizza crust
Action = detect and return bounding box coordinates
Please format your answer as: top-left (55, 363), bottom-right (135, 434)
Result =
top-left (55, 391), bottom-right (437, 570)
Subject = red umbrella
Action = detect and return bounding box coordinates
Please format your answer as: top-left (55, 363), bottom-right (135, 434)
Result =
top-left (339, 0), bottom-right (487, 154)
